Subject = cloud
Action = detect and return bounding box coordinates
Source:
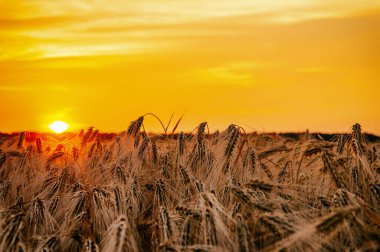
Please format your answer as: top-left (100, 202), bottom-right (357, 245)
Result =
top-left (0, 85), bottom-right (69, 92)
top-left (295, 67), bottom-right (329, 73)
top-left (0, 86), bottom-right (33, 92)
top-left (0, 0), bottom-right (379, 62)
top-left (191, 61), bottom-right (272, 86)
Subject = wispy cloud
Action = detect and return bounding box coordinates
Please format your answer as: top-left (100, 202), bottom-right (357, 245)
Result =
top-left (0, 85), bottom-right (69, 92)
top-left (191, 61), bottom-right (272, 86)
top-left (295, 67), bottom-right (329, 73)
top-left (1, 0), bottom-right (379, 61)
top-left (0, 86), bottom-right (33, 92)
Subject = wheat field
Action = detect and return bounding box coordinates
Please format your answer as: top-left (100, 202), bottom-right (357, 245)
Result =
top-left (0, 119), bottom-right (379, 251)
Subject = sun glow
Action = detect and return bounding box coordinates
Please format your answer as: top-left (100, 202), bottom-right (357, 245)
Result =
top-left (49, 121), bottom-right (69, 134)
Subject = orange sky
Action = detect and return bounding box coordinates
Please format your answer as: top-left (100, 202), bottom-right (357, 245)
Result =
top-left (0, 1), bottom-right (379, 134)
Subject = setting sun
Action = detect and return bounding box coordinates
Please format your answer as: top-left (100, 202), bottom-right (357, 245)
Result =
top-left (49, 121), bottom-right (69, 133)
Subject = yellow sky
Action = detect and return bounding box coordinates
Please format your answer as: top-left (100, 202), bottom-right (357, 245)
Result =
top-left (0, 1), bottom-right (379, 134)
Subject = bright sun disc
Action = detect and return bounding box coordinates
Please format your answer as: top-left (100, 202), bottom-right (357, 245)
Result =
top-left (49, 121), bottom-right (69, 133)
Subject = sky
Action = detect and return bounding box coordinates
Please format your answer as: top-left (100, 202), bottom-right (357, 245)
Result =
top-left (0, 0), bottom-right (379, 134)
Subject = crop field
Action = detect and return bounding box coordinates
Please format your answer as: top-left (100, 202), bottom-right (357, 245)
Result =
top-left (0, 119), bottom-right (379, 251)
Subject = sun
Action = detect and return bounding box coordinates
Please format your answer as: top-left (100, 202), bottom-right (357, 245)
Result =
top-left (49, 121), bottom-right (69, 134)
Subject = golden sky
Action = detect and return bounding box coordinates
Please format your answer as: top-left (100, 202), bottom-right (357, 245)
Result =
top-left (0, 0), bottom-right (379, 134)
